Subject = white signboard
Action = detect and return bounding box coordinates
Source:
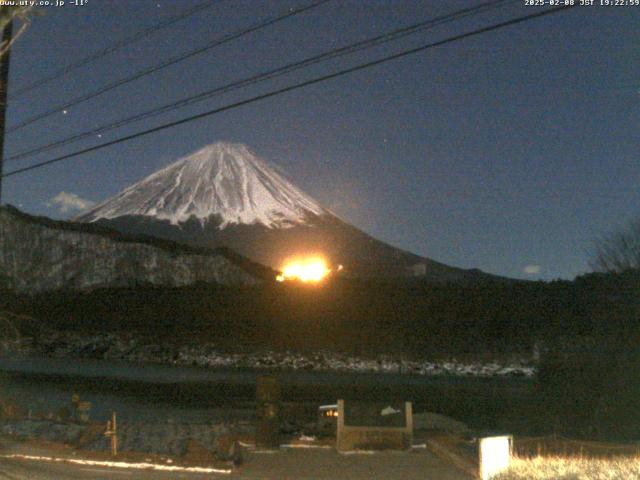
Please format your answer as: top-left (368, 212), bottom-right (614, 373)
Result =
top-left (479, 435), bottom-right (512, 480)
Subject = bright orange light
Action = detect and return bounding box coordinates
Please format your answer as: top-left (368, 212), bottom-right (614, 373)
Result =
top-left (276, 257), bottom-right (331, 283)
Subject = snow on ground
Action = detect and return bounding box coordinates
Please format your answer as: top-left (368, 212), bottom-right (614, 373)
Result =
top-left (0, 454), bottom-right (233, 475)
top-left (7, 332), bottom-right (534, 378)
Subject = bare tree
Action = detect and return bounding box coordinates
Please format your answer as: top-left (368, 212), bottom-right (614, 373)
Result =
top-left (590, 218), bottom-right (640, 272)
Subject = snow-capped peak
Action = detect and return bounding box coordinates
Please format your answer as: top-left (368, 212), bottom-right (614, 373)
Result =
top-left (76, 142), bottom-right (328, 228)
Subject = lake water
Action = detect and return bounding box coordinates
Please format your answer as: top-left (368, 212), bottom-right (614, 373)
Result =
top-left (0, 356), bottom-right (533, 430)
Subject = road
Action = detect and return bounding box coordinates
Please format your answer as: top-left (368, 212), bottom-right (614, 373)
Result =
top-left (234, 448), bottom-right (469, 480)
top-left (0, 448), bottom-right (469, 480)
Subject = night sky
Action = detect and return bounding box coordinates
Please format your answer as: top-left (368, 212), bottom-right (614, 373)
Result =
top-left (3, 0), bottom-right (638, 280)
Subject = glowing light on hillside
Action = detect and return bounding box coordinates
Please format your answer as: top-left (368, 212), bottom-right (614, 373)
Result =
top-left (276, 257), bottom-right (331, 283)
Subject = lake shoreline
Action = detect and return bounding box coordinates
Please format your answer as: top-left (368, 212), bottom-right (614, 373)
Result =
top-left (1, 330), bottom-right (536, 380)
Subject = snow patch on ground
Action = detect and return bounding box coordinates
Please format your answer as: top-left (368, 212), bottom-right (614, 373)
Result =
top-left (0, 453), bottom-right (232, 474)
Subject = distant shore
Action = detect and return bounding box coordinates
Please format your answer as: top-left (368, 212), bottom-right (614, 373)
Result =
top-left (1, 331), bottom-right (535, 379)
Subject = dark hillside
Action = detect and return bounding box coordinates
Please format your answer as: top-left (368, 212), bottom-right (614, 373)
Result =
top-left (3, 270), bottom-right (638, 358)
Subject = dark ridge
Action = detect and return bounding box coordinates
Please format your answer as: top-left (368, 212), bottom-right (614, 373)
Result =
top-left (0, 205), bottom-right (276, 281)
top-left (91, 211), bottom-right (515, 282)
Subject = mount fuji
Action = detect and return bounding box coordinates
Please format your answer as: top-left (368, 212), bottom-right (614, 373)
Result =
top-left (76, 142), bottom-right (495, 281)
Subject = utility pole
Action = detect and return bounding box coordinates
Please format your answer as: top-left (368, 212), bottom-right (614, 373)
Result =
top-left (0, 18), bottom-right (12, 205)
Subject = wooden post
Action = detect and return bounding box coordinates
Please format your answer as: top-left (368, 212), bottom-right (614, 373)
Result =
top-left (336, 399), bottom-right (345, 451)
top-left (256, 376), bottom-right (280, 449)
top-left (105, 411), bottom-right (118, 457)
top-left (111, 411), bottom-right (117, 457)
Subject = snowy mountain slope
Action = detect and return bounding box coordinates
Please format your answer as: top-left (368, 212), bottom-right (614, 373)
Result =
top-left (77, 142), bottom-right (327, 228)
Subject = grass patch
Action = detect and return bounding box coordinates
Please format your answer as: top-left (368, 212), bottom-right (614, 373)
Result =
top-left (495, 455), bottom-right (640, 480)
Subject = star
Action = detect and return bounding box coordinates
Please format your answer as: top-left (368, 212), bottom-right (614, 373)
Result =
top-left (62, 110), bottom-right (68, 115)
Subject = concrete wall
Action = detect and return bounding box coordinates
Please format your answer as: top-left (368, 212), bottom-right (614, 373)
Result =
top-left (336, 400), bottom-right (412, 451)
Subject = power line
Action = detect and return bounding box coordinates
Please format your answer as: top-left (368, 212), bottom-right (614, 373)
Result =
top-left (2, 4), bottom-right (575, 180)
top-left (7, 0), bottom-right (516, 163)
top-left (6, 0), bottom-right (331, 133)
top-left (12, 0), bottom-right (224, 98)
